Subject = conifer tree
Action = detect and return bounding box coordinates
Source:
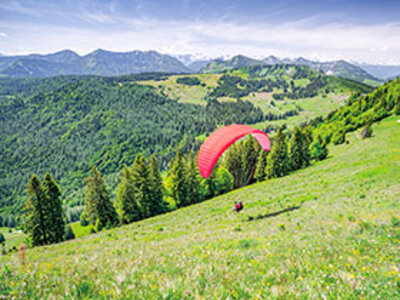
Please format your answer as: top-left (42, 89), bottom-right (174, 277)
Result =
top-left (131, 154), bottom-right (152, 218)
top-left (224, 143), bottom-right (243, 189)
top-left (204, 164), bottom-right (218, 199)
top-left (265, 127), bottom-right (290, 179)
top-left (185, 150), bottom-right (202, 205)
top-left (241, 136), bottom-right (259, 185)
top-left (42, 172), bottom-right (65, 243)
top-left (116, 165), bottom-right (141, 224)
top-left (25, 174), bottom-right (50, 246)
top-left (167, 149), bottom-right (188, 208)
top-left (148, 155), bottom-right (167, 216)
top-left (289, 127), bottom-right (304, 171)
top-left (84, 167), bottom-right (117, 228)
top-left (254, 147), bottom-right (268, 182)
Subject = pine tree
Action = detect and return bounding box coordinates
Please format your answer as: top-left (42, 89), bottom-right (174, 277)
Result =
top-left (241, 136), bottom-right (259, 185)
top-left (288, 127), bottom-right (303, 171)
top-left (25, 174), bottom-right (50, 246)
top-left (84, 167), bottom-right (117, 228)
top-left (204, 164), bottom-right (218, 199)
top-left (265, 127), bottom-right (290, 179)
top-left (42, 172), bottom-right (65, 243)
top-left (167, 148), bottom-right (188, 208)
top-left (131, 154), bottom-right (152, 218)
top-left (254, 147), bottom-right (268, 182)
top-left (224, 143), bottom-right (243, 189)
top-left (185, 150), bottom-right (202, 205)
top-left (148, 155), bottom-right (167, 216)
top-left (116, 165), bottom-right (141, 224)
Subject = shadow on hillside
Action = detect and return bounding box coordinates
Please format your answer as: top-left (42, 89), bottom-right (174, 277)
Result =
top-left (246, 205), bottom-right (302, 221)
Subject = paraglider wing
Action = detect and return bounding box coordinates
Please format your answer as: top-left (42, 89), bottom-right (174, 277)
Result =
top-left (198, 124), bottom-right (271, 178)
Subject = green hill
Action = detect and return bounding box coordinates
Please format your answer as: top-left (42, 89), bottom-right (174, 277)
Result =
top-left (1, 115), bottom-right (399, 298)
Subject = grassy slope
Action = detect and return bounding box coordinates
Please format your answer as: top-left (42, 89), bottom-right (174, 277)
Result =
top-left (136, 70), bottom-right (359, 129)
top-left (136, 74), bottom-right (222, 105)
top-left (2, 116), bottom-right (399, 299)
top-left (251, 93), bottom-right (349, 130)
top-left (0, 227), bottom-right (26, 251)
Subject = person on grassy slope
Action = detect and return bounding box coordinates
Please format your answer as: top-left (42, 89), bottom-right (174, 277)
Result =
top-left (234, 199), bottom-right (244, 212)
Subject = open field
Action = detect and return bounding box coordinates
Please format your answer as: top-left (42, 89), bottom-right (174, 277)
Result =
top-left (1, 116), bottom-right (399, 299)
top-left (136, 74), bottom-right (221, 105)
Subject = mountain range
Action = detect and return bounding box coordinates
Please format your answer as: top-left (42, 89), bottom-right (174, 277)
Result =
top-left (1, 49), bottom-right (399, 85)
top-left (0, 49), bottom-right (191, 77)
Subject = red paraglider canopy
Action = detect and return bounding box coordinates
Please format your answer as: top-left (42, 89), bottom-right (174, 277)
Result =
top-left (198, 124), bottom-right (271, 178)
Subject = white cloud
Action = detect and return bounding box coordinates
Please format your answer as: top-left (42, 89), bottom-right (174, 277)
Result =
top-left (1, 17), bottom-right (400, 64)
top-left (0, 32), bottom-right (7, 37)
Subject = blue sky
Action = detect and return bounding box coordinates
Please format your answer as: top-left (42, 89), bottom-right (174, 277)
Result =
top-left (1, 0), bottom-right (400, 64)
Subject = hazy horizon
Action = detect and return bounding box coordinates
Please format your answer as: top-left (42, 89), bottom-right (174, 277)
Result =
top-left (1, 0), bottom-right (400, 65)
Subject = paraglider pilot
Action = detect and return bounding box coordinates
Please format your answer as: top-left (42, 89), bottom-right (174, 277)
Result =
top-left (234, 199), bottom-right (243, 212)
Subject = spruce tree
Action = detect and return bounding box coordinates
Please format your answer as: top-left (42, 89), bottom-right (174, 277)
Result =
top-left (167, 148), bottom-right (188, 208)
top-left (116, 165), bottom-right (141, 224)
top-left (288, 127), bottom-right (304, 171)
top-left (42, 172), bottom-right (65, 243)
top-left (84, 167), bottom-right (117, 228)
top-left (25, 174), bottom-right (49, 246)
top-left (148, 155), bottom-right (167, 216)
top-left (254, 147), bottom-right (268, 182)
top-left (224, 143), bottom-right (243, 189)
top-left (131, 155), bottom-right (152, 218)
top-left (241, 136), bottom-right (259, 186)
top-left (265, 127), bottom-right (290, 179)
top-left (185, 150), bottom-right (201, 205)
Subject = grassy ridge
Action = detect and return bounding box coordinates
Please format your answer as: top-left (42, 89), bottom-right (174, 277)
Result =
top-left (1, 116), bottom-right (399, 298)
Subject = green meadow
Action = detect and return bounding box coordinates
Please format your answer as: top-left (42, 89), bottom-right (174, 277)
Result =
top-left (2, 116), bottom-right (399, 299)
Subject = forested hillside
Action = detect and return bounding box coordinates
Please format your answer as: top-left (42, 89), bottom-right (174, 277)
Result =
top-left (0, 65), bottom-right (376, 222)
top-left (0, 75), bottom-right (264, 215)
